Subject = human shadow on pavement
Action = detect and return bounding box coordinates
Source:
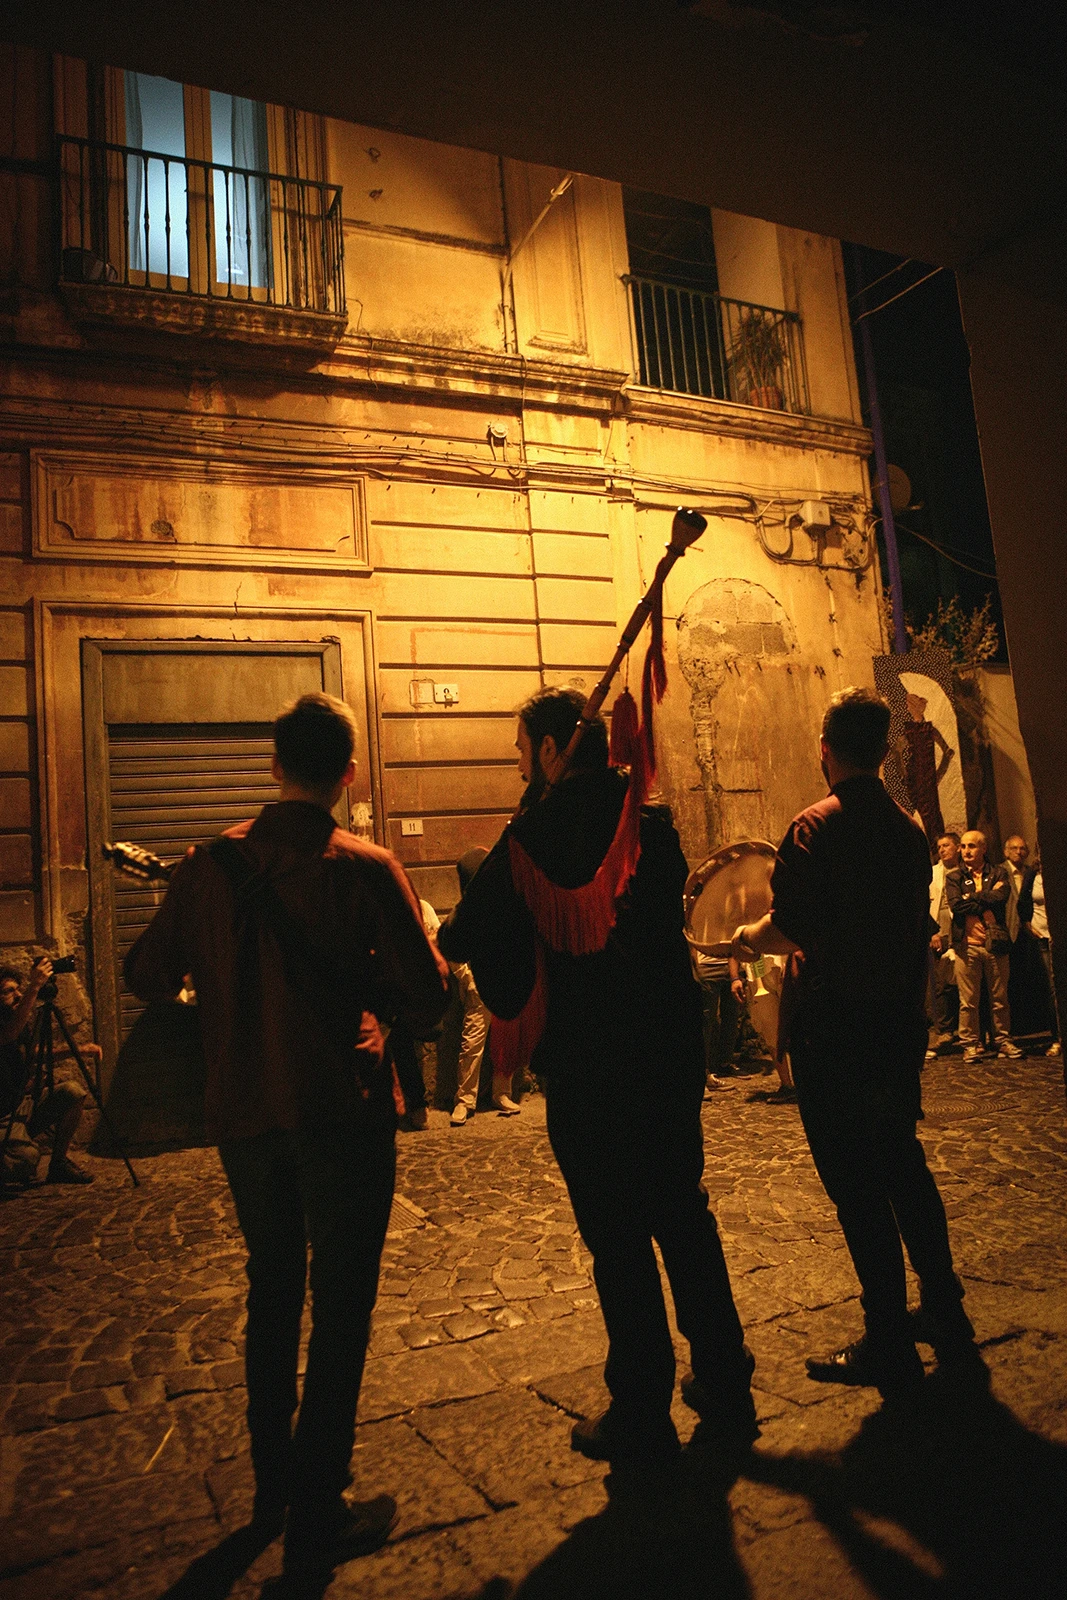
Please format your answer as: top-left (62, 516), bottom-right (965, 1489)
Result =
top-left (745, 1369), bottom-right (1067, 1597)
top-left (157, 1522), bottom-right (280, 1600)
top-left (466, 1434), bottom-right (751, 1600)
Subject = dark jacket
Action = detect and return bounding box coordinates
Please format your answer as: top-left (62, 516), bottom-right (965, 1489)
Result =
top-left (770, 774), bottom-right (931, 1114)
top-left (124, 801), bottom-right (449, 1141)
top-left (1015, 863), bottom-right (1041, 931)
top-left (945, 860), bottom-right (1011, 955)
top-left (437, 764), bottom-right (702, 1079)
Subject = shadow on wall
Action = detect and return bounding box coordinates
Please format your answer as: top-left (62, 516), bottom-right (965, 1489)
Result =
top-left (678, 579), bottom-right (824, 851)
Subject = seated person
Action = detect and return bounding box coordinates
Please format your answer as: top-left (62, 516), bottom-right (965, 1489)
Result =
top-left (1, 958), bottom-right (101, 1184)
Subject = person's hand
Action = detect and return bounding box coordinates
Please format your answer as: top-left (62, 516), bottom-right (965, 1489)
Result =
top-left (730, 978), bottom-right (745, 1001)
top-left (27, 957), bottom-right (53, 995)
top-left (731, 923), bottom-right (756, 964)
top-left (930, 933), bottom-right (944, 953)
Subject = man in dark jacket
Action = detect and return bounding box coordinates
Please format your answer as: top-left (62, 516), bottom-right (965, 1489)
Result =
top-left (946, 831), bottom-right (1024, 1063)
top-left (125, 693), bottom-right (449, 1573)
top-left (733, 688), bottom-right (981, 1400)
top-left (438, 687), bottom-right (756, 1464)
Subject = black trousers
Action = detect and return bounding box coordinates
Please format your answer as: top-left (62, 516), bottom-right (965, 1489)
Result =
top-left (219, 1115), bottom-right (395, 1511)
top-left (546, 1055), bottom-right (751, 1427)
top-left (793, 1048), bottom-right (968, 1350)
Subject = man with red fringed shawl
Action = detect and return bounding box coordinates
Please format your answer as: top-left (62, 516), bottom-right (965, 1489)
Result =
top-left (437, 686), bottom-right (756, 1465)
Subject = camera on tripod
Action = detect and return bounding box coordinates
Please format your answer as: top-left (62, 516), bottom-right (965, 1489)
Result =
top-left (50, 956), bottom-right (76, 976)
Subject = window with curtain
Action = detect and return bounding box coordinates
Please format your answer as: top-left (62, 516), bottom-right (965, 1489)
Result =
top-left (125, 72), bottom-right (190, 278)
top-left (209, 91), bottom-right (271, 289)
top-left (123, 73), bottom-right (271, 290)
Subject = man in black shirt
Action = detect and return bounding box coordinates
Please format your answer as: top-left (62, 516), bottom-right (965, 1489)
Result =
top-left (439, 688), bottom-right (756, 1464)
top-left (733, 688), bottom-right (981, 1399)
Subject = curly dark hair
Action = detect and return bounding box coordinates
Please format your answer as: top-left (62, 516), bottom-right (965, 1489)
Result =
top-left (517, 686), bottom-right (608, 770)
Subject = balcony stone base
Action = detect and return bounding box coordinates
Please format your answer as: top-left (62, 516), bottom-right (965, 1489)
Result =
top-left (60, 282), bottom-right (346, 351)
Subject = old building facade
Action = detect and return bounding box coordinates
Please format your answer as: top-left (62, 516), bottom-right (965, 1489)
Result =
top-left (1, 46), bottom-right (882, 1092)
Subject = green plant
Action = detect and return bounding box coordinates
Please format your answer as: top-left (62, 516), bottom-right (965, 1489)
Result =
top-left (729, 306), bottom-right (788, 398)
top-left (880, 590), bottom-right (1001, 671)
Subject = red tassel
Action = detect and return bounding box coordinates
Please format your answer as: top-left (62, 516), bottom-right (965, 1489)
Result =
top-left (489, 944), bottom-right (547, 1076)
top-left (608, 687), bottom-right (640, 767)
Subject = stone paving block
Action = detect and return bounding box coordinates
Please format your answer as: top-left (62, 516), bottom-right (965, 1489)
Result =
top-left (415, 1388), bottom-right (607, 1511)
top-left (53, 1385), bottom-right (128, 1422)
top-left (527, 1295), bottom-right (574, 1322)
top-left (358, 1342), bottom-right (500, 1421)
top-left (532, 1363), bottom-right (608, 1422)
top-left (164, 1366), bottom-right (217, 1398)
top-left (0, 1516), bottom-right (219, 1600)
top-left (443, 1311), bottom-right (492, 1342)
top-left (6, 1405), bottom-right (190, 1508)
top-left (400, 1318), bottom-right (445, 1350)
top-left (417, 1297), bottom-right (467, 1318)
top-left (478, 1310), bottom-right (607, 1388)
top-left (70, 1359), bottom-right (134, 1392)
top-left (369, 1326), bottom-right (407, 1356)
top-left (351, 1416), bottom-right (491, 1536)
top-left (496, 1276), bottom-right (548, 1301)
top-left (123, 1376), bottom-right (166, 1408)
top-left (0, 1468), bottom-right (215, 1575)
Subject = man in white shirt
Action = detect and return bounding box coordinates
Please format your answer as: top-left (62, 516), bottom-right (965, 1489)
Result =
top-left (1019, 865), bottom-right (1061, 1058)
top-left (928, 832), bottom-right (961, 1048)
top-left (1003, 835), bottom-right (1030, 943)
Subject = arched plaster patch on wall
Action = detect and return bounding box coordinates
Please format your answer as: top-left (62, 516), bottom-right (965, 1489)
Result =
top-left (678, 578), bottom-right (820, 850)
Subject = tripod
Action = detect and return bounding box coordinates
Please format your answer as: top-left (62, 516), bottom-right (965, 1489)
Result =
top-left (1, 981), bottom-right (138, 1188)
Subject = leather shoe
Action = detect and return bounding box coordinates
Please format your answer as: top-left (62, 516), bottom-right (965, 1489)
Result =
top-left (284, 1492), bottom-right (398, 1573)
top-left (806, 1336), bottom-right (924, 1399)
top-left (570, 1408), bottom-right (680, 1465)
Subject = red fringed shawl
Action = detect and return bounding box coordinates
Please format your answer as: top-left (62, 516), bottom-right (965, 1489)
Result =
top-left (489, 549), bottom-right (673, 1074)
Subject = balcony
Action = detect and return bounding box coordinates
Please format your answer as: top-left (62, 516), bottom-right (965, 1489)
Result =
top-left (624, 275), bottom-right (809, 415)
top-left (56, 135), bottom-right (346, 350)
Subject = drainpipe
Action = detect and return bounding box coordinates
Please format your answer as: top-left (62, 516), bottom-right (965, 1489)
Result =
top-left (852, 254), bottom-right (908, 654)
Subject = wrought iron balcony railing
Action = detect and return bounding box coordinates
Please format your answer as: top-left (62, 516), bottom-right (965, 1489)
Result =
top-left (624, 275), bottom-right (808, 414)
top-left (57, 134), bottom-right (345, 323)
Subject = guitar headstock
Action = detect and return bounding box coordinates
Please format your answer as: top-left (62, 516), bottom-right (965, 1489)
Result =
top-left (103, 841), bottom-right (174, 885)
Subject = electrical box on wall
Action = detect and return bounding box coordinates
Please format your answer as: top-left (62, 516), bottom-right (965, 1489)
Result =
top-left (433, 683), bottom-right (459, 705)
top-left (800, 500), bottom-right (833, 532)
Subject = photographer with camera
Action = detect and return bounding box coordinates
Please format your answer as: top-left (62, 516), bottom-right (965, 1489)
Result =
top-left (1, 957), bottom-right (99, 1185)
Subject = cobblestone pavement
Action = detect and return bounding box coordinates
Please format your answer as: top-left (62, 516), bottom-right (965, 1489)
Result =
top-left (2, 1054), bottom-right (1066, 1599)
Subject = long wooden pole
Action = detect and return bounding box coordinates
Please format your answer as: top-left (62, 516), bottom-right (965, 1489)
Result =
top-left (559, 507), bottom-right (706, 769)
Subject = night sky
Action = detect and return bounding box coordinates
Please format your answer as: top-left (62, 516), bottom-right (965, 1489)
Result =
top-left (845, 245), bottom-right (1005, 658)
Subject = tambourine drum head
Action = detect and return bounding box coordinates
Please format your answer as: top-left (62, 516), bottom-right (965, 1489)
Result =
top-left (684, 840), bottom-right (776, 956)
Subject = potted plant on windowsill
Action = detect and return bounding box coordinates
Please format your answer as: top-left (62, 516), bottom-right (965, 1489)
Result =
top-left (729, 306), bottom-right (788, 411)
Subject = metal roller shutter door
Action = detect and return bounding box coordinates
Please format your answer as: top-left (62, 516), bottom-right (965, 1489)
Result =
top-left (108, 723), bottom-right (276, 1041)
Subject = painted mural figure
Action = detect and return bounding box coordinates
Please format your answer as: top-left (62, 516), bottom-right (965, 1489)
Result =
top-left (897, 691), bottom-right (954, 849)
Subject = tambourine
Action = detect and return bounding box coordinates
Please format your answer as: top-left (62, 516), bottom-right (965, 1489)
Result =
top-left (683, 839), bottom-right (776, 957)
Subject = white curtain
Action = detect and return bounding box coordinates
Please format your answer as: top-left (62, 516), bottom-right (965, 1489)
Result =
top-left (124, 72), bottom-right (189, 279)
top-left (211, 92), bottom-right (270, 289)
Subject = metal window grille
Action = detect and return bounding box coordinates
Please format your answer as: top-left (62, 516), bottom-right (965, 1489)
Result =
top-left (624, 275), bottom-right (809, 414)
top-left (57, 134), bottom-right (345, 317)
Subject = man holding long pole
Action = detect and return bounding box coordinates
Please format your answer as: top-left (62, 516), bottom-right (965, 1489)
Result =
top-left (438, 512), bottom-right (757, 1465)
